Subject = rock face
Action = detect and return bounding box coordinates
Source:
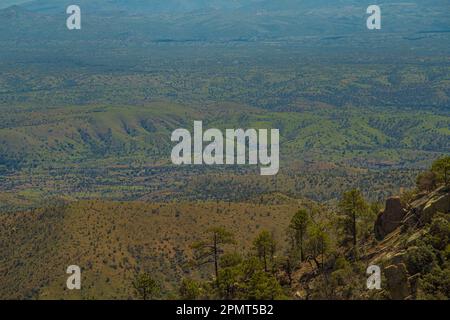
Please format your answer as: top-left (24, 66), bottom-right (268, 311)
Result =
top-left (384, 263), bottom-right (411, 300)
top-left (421, 193), bottom-right (450, 223)
top-left (370, 186), bottom-right (449, 300)
top-left (375, 197), bottom-right (407, 240)
top-left (403, 186), bottom-right (450, 228)
top-left (375, 187), bottom-right (449, 240)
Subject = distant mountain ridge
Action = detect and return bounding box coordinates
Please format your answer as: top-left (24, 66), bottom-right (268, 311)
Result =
top-left (16, 0), bottom-right (450, 16)
top-left (0, 0), bottom-right (30, 10)
top-left (22, 0), bottom-right (259, 14)
top-left (0, 0), bottom-right (445, 42)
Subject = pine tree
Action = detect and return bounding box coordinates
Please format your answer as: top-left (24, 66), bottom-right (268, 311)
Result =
top-left (307, 222), bottom-right (331, 272)
top-left (132, 272), bottom-right (160, 300)
top-left (338, 189), bottom-right (368, 259)
top-left (289, 209), bottom-right (310, 261)
top-left (431, 156), bottom-right (450, 186)
top-left (253, 230), bottom-right (276, 272)
top-left (191, 227), bottom-right (235, 285)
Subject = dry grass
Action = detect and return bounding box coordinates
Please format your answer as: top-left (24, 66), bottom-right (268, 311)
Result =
top-left (0, 198), bottom-right (304, 299)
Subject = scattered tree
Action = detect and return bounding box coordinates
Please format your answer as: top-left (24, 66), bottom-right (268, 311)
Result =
top-left (431, 156), bottom-right (450, 187)
top-left (307, 222), bottom-right (331, 272)
top-left (191, 227), bottom-right (235, 285)
top-left (179, 278), bottom-right (202, 300)
top-left (289, 209), bottom-right (310, 261)
top-left (253, 230), bottom-right (276, 272)
top-left (132, 272), bottom-right (160, 300)
top-left (416, 171), bottom-right (437, 192)
top-left (338, 189), bottom-right (368, 259)
top-left (237, 257), bottom-right (284, 300)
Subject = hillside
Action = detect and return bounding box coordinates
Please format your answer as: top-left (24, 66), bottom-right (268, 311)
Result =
top-left (0, 0), bottom-right (448, 301)
top-left (291, 184), bottom-right (450, 300)
top-left (0, 0), bottom-right (448, 211)
top-left (1, 176), bottom-right (448, 300)
top-left (1, 103), bottom-right (447, 167)
top-left (0, 102), bottom-right (447, 209)
top-left (0, 196), bottom-right (305, 299)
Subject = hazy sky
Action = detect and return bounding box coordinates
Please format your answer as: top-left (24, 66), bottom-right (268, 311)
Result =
top-left (0, 0), bottom-right (31, 9)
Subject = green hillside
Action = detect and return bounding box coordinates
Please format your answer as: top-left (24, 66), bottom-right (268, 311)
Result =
top-left (1, 103), bottom-right (448, 167)
top-left (0, 102), bottom-right (447, 209)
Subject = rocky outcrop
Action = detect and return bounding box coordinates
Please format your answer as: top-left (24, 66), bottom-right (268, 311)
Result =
top-left (375, 186), bottom-right (450, 240)
top-left (382, 252), bottom-right (419, 300)
top-left (421, 192), bottom-right (450, 223)
top-left (372, 186), bottom-right (449, 300)
top-left (403, 186), bottom-right (450, 228)
top-left (375, 197), bottom-right (407, 240)
top-left (384, 263), bottom-right (410, 300)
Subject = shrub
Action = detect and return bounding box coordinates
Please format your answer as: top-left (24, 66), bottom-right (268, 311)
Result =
top-left (405, 245), bottom-right (436, 275)
top-left (416, 171), bottom-right (437, 192)
top-left (427, 217), bottom-right (450, 250)
top-left (419, 267), bottom-right (450, 300)
top-left (431, 156), bottom-right (450, 186)
top-left (179, 278), bottom-right (202, 300)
